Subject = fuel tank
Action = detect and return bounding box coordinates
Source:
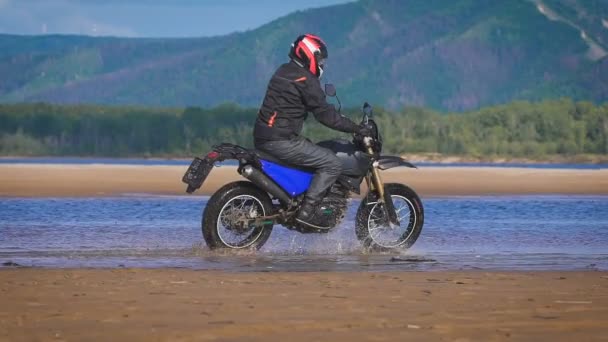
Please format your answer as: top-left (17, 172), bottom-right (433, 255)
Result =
top-left (317, 139), bottom-right (371, 177)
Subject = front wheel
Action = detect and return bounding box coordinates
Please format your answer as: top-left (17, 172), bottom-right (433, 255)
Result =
top-left (355, 183), bottom-right (424, 252)
top-left (202, 181), bottom-right (274, 250)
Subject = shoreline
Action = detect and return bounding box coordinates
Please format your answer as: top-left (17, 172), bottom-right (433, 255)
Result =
top-left (0, 269), bottom-right (606, 340)
top-left (1, 163), bottom-right (607, 197)
top-left (2, 153), bottom-right (608, 164)
top-left (401, 153), bottom-right (608, 164)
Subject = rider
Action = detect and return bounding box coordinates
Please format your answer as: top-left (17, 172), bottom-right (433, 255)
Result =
top-left (253, 33), bottom-right (370, 229)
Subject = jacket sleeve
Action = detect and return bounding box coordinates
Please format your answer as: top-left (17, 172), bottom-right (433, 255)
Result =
top-left (300, 78), bottom-right (359, 134)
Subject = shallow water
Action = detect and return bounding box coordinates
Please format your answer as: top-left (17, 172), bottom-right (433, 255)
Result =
top-left (1, 195), bottom-right (607, 271)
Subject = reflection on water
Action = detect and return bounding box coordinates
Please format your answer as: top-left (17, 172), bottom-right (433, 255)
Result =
top-left (1, 195), bottom-right (607, 271)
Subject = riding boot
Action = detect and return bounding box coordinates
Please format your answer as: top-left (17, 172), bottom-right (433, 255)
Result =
top-left (296, 199), bottom-right (331, 230)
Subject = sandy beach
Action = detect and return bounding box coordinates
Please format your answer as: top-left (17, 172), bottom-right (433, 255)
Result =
top-left (1, 164), bottom-right (607, 197)
top-left (2, 164), bottom-right (607, 341)
top-left (0, 269), bottom-right (606, 341)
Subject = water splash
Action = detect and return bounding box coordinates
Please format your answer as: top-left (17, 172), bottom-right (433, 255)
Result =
top-left (1, 195), bottom-right (607, 271)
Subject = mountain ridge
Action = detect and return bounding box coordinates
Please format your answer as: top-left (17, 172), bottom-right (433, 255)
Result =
top-left (0, 0), bottom-right (607, 111)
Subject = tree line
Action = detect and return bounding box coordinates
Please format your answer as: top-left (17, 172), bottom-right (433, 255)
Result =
top-left (0, 99), bottom-right (606, 158)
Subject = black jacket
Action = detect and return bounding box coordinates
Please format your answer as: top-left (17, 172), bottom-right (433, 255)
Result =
top-left (254, 61), bottom-right (359, 143)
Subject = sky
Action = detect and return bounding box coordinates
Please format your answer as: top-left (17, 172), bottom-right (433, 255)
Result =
top-left (0, 0), bottom-right (353, 37)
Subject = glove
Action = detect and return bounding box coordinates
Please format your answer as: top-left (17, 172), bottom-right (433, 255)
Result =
top-left (356, 123), bottom-right (373, 137)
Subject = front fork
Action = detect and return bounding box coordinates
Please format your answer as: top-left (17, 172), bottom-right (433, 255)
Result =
top-left (364, 138), bottom-right (400, 228)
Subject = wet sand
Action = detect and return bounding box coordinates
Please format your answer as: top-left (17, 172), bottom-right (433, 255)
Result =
top-left (0, 269), bottom-right (606, 341)
top-left (1, 164), bottom-right (607, 197)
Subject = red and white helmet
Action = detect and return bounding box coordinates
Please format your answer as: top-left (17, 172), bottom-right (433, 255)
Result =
top-left (289, 34), bottom-right (328, 78)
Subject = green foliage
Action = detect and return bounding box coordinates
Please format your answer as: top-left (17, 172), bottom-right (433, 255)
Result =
top-left (0, 131), bottom-right (48, 155)
top-left (0, 99), bottom-right (606, 158)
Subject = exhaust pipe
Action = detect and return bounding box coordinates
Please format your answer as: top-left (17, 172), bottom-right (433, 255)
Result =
top-left (241, 165), bottom-right (292, 205)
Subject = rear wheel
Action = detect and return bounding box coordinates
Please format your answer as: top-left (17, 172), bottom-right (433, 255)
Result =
top-left (202, 181), bottom-right (274, 250)
top-left (355, 183), bottom-right (424, 252)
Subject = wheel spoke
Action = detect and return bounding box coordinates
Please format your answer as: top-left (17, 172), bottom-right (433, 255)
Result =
top-left (216, 195), bottom-right (267, 248)
top-left (366, 194), bottom-right (417, 249)
top-left (395, 206), bottom-right (406, 214)
top-left (369, 229), bottom-right (383, 241)
top-left (399, 213), bottom-right (411, 222)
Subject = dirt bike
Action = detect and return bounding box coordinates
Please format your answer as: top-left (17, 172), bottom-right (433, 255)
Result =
top-left (182, 84), bottom-right (424, 251)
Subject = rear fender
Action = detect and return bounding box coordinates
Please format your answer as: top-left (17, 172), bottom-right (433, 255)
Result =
top-left (377, 156), bottom-right (417, 170)
top-left (212, 143), bottom-right (259, 166)
top-left (182, 155), bottom-right (215, 194)
top-left (182, 143), bottom-right (258, 194)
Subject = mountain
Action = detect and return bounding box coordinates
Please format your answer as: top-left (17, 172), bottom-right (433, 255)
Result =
top-left (0, 0), bottom-right (607, 111)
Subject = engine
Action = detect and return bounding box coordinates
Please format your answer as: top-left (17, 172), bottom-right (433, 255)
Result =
top-left (316, 183), bottom-right (349, 229)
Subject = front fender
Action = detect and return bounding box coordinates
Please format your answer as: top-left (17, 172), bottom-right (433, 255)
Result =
top-left (377, 156), bottom-right (417, 170)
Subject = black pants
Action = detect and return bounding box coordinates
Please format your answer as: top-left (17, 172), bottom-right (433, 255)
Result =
top-left (255, 136), bottom-right (342, 203)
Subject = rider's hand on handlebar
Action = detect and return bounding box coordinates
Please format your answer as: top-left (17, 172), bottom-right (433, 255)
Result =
top-left (356, 123), bottom-right (373, 137)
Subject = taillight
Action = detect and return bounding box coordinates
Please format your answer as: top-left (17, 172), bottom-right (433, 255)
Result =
top-left (207, 151), bottom-right (219, 159)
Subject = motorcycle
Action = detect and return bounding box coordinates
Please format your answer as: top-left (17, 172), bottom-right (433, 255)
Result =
top-left (182, 84), bottom-right (424, 251)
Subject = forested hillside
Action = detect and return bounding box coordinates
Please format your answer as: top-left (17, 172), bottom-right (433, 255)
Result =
top-left (1, 99), bottom-right (606, 159)
top-left (1, 0), bottom-right (607, 111)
